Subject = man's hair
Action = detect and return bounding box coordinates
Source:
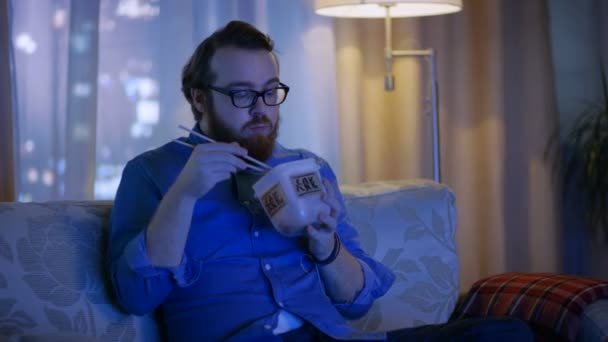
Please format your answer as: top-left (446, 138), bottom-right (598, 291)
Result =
top-left (181, 20), bottom-right (275, 121)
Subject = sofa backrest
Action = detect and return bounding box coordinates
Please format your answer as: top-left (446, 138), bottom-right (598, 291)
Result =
top-left (0, 179), bottom-right (458, 341)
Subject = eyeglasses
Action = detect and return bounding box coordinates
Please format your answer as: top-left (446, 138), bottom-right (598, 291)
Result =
top-left (207, 83), bottom-right (290, 108)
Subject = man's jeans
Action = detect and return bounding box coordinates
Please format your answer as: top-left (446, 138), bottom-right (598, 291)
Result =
top-left (280, 317), bottom-right (535, 342)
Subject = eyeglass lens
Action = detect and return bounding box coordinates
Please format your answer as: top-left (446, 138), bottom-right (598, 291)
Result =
top-left (233, 88), bottom-right (287, 107)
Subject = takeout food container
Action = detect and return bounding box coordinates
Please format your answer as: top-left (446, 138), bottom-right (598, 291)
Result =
top-left (252, 158), bottom-right (329, 237)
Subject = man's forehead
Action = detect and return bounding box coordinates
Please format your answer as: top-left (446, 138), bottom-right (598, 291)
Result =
top-left (210, 47), bottom-right (279, 86)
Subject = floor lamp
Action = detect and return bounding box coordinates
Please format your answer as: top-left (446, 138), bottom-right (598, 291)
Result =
top-left (314, 0), bottom-right (462, 182)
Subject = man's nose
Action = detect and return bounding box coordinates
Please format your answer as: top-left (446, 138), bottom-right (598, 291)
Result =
top-left (249, 95), bottom-right (268, 116)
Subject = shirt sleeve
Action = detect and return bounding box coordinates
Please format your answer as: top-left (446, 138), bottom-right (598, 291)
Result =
top-left (317, 158), bottom-right (396, 319)
top-left (107, 158), bottom-right (197, 315)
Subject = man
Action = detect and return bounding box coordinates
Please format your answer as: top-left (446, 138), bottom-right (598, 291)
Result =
top-left (108, 21), bottom-right (533, 341)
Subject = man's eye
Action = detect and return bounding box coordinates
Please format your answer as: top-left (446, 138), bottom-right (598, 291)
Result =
top-left (232, 91), bottom-right (253, 99)
top-left (264, 89), bottom-right (277, 96)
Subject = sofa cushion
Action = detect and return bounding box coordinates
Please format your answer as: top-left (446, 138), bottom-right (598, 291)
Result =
top-left (452, 272), bottom-right (608, 341)
top-left (0, 202), bottom-right (160, 342)
top-left (340, 179), bottom-right (459, 332)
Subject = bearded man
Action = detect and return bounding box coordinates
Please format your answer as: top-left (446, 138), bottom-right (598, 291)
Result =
top-left (107, 20), bottom-right (533, 342)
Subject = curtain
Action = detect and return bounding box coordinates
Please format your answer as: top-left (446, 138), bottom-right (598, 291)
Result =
top-left (10, 0), bottom-right (338, 201)
top-left (335, 0), bottom-right (561, 291)
top-left (0, 0), bottom-right (16, 202)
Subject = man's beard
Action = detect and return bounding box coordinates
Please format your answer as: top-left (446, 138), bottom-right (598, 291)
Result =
top-left (206, 109), bottom-right (279, 162)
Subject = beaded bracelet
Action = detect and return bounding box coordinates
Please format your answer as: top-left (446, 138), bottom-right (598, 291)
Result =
top-left (313, 233), bottom-right (341, 266)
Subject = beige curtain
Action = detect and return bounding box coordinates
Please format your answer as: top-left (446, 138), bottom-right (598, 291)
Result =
top-left (335, 0), bottom-right (560, 291)
top-left (0, 0), bottom-right (16, 202)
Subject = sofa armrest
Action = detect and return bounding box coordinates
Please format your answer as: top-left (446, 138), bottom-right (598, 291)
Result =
top-left (340, 179), bottom-right (459, 332)
top-left (451, 272), bottom-right (608, 341)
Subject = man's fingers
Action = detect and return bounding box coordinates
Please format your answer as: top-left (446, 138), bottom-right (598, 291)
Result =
top-left (306, 212), bottom-right (335, 234)
top-left (195, 150), bottom-right (248, 170)
top-left (321, 179), bottom-right (340, 218)
top-left (195, 142), bottom-right (248, 156)
top-left (319, 212), bottom-right (336, 231)
top-left (306, 225), bottom-right (320, 238)
top-left (322, 195), bottom-right (340, 217)
top-left (323, 178), bottom-right (335, 197)
top-left (205, 161), bottom-right (244, 175)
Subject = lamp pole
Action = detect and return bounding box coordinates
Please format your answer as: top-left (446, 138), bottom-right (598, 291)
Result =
top-left (382, 5), bottom-right (441, 182)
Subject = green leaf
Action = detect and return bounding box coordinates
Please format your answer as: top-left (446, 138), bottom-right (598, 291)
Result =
top-left (22, 274), bottom-right (80, 307)
top-left (44, 306), bottom-right (72, 332)
top-left (399, 282), bottom-right (443, 313)
top-left (11, 310), bottom-right (37, 329)
top-left (396, 206), bottom-right (419, 222)
top-left (431, 211), bottom-right (446, 238)
top-left (554, 63), bottom-right (608, 241)
top-left (404, 225), bottom-right (427, 241)
top-left (16, 238), bottom-right (44, 272)
top-left (381, 248), bottom-right (403, 267)
top-left (0, 298), bottom-right (16, 317)
top-left (395, 258), bottom-right (421, 273)
top-left (364, 304), bottom-right (383, 331)
top-left (0, 237), bottom-right (13, 263)
top-left (99, 317), bottom-right (136, 342)
top-left (420, 256), bottom-right (455, 289)
top-left (73, 310), bottom-right (88, 334)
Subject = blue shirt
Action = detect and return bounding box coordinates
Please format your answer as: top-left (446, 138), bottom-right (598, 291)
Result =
top-left (107, 126), bottom-right (395, 341)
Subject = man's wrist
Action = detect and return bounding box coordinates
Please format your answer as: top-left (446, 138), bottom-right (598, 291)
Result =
top-left (168, 179), bottom-right (201, 203)
top-left (312, 233), bottom-right (341, 266)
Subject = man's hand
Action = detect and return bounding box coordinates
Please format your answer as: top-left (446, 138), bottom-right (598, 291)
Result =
top-left (146, 141), bottom-right (247, 267)
top-left (173, 142), bottom-right (248, 199)
top-left (305, 178), bottom-right (364, 303)
top-left (305, 178), bottom-right (339, 261)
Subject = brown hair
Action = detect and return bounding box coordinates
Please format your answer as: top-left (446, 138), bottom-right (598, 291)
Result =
top-left (181, 20), bottom-right (275, 121)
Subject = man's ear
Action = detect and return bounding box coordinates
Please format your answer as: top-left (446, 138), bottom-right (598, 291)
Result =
top-left (190, 88), bottom-right (208, 113)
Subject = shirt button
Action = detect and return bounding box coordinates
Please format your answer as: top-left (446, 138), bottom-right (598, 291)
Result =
top-left (264, 324), bottom-right (272, 330)
top-left (264, 264), bottom-right (272, 271)
top-left (254, 230), bottom-right (260, 237)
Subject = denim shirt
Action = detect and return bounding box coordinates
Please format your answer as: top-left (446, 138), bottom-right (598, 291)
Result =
top-left (107, 126), bottom-right (395, 341)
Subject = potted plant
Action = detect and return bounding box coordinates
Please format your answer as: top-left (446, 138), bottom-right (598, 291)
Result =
top-left (547, 65), bottom-right (608, 242)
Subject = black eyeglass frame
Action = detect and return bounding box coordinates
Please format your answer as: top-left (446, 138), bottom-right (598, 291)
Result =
top-left (206, 82), bottom-right (290, 108)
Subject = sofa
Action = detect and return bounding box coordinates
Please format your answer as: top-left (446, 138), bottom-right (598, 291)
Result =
top-left (0, 179), bottom-right (606, 341)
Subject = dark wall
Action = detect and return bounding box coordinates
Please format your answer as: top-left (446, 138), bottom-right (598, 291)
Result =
top-left (548, 0), bottom-right (608, 278)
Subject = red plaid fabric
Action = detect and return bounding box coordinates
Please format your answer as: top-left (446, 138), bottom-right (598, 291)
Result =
top-left (452, 273), bottom-right (608, 341)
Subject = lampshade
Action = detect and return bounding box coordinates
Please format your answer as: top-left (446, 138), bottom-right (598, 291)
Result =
top-left (314, 0), bottom-right (462, 18)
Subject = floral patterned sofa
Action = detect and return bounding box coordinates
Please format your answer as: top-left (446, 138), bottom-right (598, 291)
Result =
top-left (0, 179), bottom-right (606, 341)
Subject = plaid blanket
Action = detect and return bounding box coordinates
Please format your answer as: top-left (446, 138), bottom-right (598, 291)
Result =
top-left (452, 273), bottom-right (608, 341)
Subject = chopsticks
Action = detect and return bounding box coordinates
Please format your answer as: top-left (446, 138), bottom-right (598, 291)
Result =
top-left (173, 139), bottom-right (268, 173)
top-left (174, 125), bottom-right (273, 173)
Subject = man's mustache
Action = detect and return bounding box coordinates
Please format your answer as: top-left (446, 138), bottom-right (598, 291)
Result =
top-left (243, 117), bottom-right (272, 130)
